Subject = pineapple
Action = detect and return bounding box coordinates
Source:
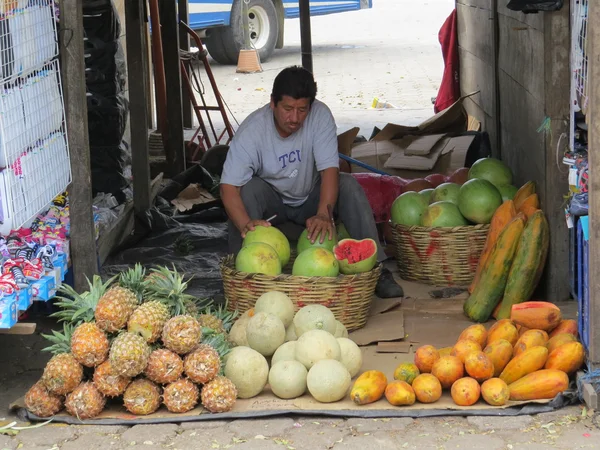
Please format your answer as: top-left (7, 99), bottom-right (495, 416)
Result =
top-left (24, 382), bottom-right (63, 418)
top-left (93, 361), bottom-right (131, 397)
top-left (65, 382), bottom-right (106, 420)
top-left (198, 303), bottom-right (239, 333)
top-left (145, 349), bottom-right (184, 385)
top-left (201, 376), bottom-right (237, 413)
top-left (118, 263), bottom-right (147, 302)
top-left (51, 275), bottom-right (114, 325)
top-left (95, 285), bottom-right (139, 333)
top-left (144, 266), bottom-right (210, 317)
top-left (71, 322), bottom-right (109, 367)
top-left (163, 378), bottom-right (199, 413)
top-left (197, 314), bottom-right (225, 334)
top-left (184, 345), bottom-right (221, 384)
top-left (109, 332), bottom-right (151, 377)
top-left (41, 353), bottom-right (83, 396)
top-left (162, 315), bottom-right (202, 355)
top-left (123, 378), bottom-right (162, 415)
top-left (127, 301), bottom-right (170, 343)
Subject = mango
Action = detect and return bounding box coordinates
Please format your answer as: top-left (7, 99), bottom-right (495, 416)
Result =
top-left (350, 370), bottom-right (388, 405)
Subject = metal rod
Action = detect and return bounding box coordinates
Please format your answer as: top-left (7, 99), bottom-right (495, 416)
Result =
top-left (338, 153), bottom-right (390, 176)
top-left (299, 0), bottom-right (313, 73)
top-left (148, 0), bottom-right (168, 137)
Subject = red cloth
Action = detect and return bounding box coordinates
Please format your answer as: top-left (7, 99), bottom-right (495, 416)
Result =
top-left (352, 173), bottom-right (406, 223)
top-left (434, 9), bottom-right (460, 114)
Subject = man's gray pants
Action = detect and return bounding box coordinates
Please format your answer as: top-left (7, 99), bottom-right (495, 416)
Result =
top-left (227, 173), bottom-right (387, 262)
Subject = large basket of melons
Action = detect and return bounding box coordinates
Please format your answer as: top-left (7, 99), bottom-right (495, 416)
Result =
top-left (390, 161), bottom-right (519, 286)
top-left (220, 226), bottom-right (381, 332)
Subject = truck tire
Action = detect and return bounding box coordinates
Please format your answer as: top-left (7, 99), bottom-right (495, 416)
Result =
top-left (205, 0), bottom-right (279, 65)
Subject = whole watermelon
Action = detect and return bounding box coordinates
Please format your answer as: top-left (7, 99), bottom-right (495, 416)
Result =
top-left (458, 179), bottom-right (503, 224)
top-left (430, 182), bottom-right (461, 205)
top-left (496, 184), bottom-right (518, 202)
top-left (420, 188), bottom-right (434, 205)
top-left (468, 158), bottom-right (513, 188)
top-left (421, 202), bottom-right (468, 227)
top-left (391, 192), bottom-right (429, 226)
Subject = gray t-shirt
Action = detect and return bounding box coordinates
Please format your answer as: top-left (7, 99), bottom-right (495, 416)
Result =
top-left (220, 99), bottom-right (339, 206)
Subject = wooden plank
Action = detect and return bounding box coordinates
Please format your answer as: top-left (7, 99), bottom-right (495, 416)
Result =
top-left (577, 371), bottom-right (599, 409)
top-left (126, 0), bottom-right (152, 214)
top-left (59, 0), bottom-right (99, 290)
top-left (179, 0), bottom-right (192, 129)
top-left (497, 1), bottom-right (544, 32)
top-left (542, 8), bottom-right (570, 304)
top-left (587, 0), bottom-right (600, 365)
top-left (159, 0), bottom-right (185, 176)
top-left (97, 201), bottom-right (135, 265)
top-left (457, 4), bottom-right (494, 64)
top-left (458, 48), bottom-right (496, 116)
top-left (498, 14), bottom-right (545, 103)
top-left (498, 71), bottom-right (546, 190)
top-left (0, 323), bottom-right (36, 335)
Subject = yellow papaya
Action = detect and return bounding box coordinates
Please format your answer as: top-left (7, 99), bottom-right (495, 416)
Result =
top-left (513, 181), bottom-right (536, 210)
top-left (350, 370), bottom-right (388, 405)
top-left (546, 333), bottom-right (577, 354)
top-left (508, 369), bottom-right (569, 401)
top-left (517, 193), bottom-right (540, 215)
top-left (499, 345), bottom-right (548, 385)
top-left (513, 329), bottom-right (549, 357)
top-left (544, 341), bottom-right (585, 375)
top-left (464, 215), bottom-right (526, 323)
top-left (496, 211), bottom-right (550, 319)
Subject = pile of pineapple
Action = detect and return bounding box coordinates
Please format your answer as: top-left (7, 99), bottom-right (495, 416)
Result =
top-left (24, 265), bottom-right (240, 420)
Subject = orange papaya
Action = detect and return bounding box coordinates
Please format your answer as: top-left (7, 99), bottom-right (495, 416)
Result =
top-left (513, 329), bottom-right (549, 357)
top-left (544, 341), bottom-right (585, 375)
top-left (468, 200), bottom-right (517, 294)
top-left (546, 333), bottom-right (577, 354)
top-left (548, 320), bottom-right (579, 339)
top-left (496, 211), bottom-right (550, 319)
top-left (513, 181), bottom-right (536, 210)
top-left (508, 369), bottom-right (569, 401)
top-left (350, 370), bottom-right (388, 405)
top-left (517, 194), bottom-right (540, 215)
top-left (510, 301), bottom-right (562, 331)
top-left (463, 215), bottom-right (526, 323)
top-left (520, 205), bottom-right (539, 220)
top-left (499, 345), bottom-right (548, 385)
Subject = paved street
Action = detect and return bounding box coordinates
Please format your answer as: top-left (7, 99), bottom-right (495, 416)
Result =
top-left (200, 0), bottom-right (455, 135)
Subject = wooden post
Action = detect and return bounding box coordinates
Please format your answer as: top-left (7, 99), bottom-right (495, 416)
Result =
top-left (126, 0), bottom-right (152, 213)
top-left (587, 0), bottom-right (600, 368)
top-left (178, 0), bottom-right (192, 129)
top-left (542, 8), bottom-right (570, 303)
top-left (59, 0), bottom-right (99, 289)
top-left (159, 0), bottom-right (185, 176)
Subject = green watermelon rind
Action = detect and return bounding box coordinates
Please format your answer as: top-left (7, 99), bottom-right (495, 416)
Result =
top-left (292, 247), bottom-right (340, 277)
top-left (457, 179), bottom-right (503, 224)
top-left (296, 229), bottom-right (338, 255)
top-left (334, 238), bottom-right (378, 275)
top-left (421, 201), bottom-right (468, 227)
top-left (467, 158), bottom-right (514, 188)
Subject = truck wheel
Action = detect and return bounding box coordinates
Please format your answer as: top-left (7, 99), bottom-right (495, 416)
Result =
top-left (205, 0), bottom-right (279, 65)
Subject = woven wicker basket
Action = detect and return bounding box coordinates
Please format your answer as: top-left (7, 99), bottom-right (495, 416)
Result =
top-left (220, 255), bottom-right (381, 332)
top-left (391, 223), bottom-right (489, 286)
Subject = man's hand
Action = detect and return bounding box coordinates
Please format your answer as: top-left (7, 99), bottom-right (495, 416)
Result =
top-left (241, 219), bottom-right (271, 238)
top-left (306, 214), bottom-right (334, 244)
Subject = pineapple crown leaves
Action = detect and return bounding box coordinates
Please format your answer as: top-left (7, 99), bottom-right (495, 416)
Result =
top-left (199, 303), bottom-right (239, 332)
top-left (143, 265), bottom-right (201, 316)
top-left (200, 328), bottom-right (232, 360)
top-left (50, 275), bottom-right (116, 325)
top-left (41, 323), bottom-right (74, 355)
top-left (118, 263), bottom-right (147, 302)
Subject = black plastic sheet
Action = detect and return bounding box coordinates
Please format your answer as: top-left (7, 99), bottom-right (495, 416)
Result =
top-left (506, 0), bottom-right (563, 13)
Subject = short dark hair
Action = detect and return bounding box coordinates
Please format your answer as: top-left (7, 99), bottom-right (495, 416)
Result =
top-left (271, 66), bottom-right (317, 106)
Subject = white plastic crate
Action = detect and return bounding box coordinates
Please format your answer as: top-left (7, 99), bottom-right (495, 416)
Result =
top-left (0, 1), bottom-right (58, 83)
top-left (0, 61), bottom-right (71, 235)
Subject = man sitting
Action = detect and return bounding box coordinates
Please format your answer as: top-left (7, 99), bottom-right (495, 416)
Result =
top-left (219, 66), bottom-right (403, 299)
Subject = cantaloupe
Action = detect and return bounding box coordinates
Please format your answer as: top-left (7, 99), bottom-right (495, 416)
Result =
top-left (246, 312), bottom-right (285, 356)
top-left (228, 310), bottom-right (254, 347)
top-left (224, 346), bottom-right (269, 398)
top-left (254, 291), bottom-right (295, 328)
top-left (337, 337), bottom-right (362, 378)
top-left (295, 329), bottom-right (341, 369)
top-left (271, 341), bottom-right (297, 366)
top-left (285, 325), bottom-right (297, 342)
top-left (268, 360), bottom-right (307, 399)
top-left (334, 320), bottom-right (349, 338)
top-left (307, 359), bottom-right (351, 403)
top-left (293, 304), bottom-right (337, 337)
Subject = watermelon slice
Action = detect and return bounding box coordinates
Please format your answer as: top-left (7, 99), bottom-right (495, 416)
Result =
top-left (334, 238), bottom-right (378, 275)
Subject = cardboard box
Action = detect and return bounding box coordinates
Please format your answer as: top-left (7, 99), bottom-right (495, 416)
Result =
top-left (32, 275), bottom-right (56, 302)
top-left (17, 285), bottom-right (32, 311)
top-left (0, 295), bottom-right (17, 329)
top-left (346, 95), bottom-right (479, 179)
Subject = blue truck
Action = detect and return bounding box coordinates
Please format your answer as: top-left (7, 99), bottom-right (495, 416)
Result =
top-left (189, 0), bottom-right (372, 64)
